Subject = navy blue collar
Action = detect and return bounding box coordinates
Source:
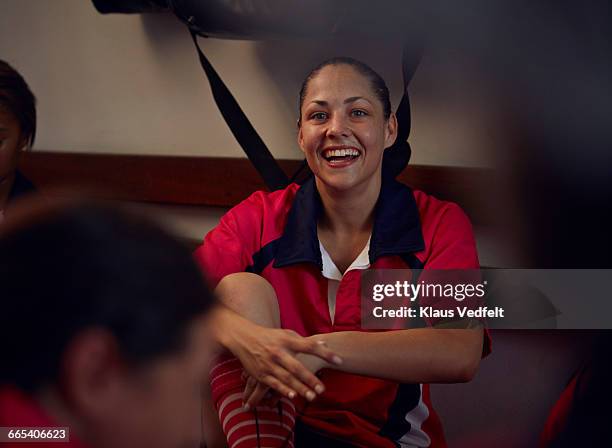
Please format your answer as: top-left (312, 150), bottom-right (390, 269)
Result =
top-left (273, 176), bottom-right (425, 269)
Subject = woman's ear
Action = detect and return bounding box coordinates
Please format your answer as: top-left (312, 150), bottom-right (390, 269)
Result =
top-left (297, 124), bottom-right (306, 155)
top-left (384, 113), bottom-right (398, 149)
top-left (18, 134), bottom-right (30, 152)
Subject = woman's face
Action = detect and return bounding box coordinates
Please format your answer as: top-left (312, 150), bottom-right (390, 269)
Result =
top-left (298, 64), bottom-right (397, 193)
top-left (0, 107), bottom-right (25, 183)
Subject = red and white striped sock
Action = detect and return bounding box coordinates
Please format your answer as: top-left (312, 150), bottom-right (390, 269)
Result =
top-left (210, 352), bottom-right (296, 448)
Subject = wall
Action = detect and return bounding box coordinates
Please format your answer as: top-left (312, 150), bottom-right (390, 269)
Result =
top-left (0, 0), bottom-right (513, 266)
top-left (0, 0), bottom-right (499, 167)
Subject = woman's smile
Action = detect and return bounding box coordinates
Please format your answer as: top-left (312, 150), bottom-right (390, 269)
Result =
top-left (298, 64), bottom-right (396, 194)
top-left (320, 145), bottom-right (362, 168)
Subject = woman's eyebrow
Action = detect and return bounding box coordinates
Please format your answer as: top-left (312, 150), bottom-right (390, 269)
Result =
top-left (309, 97), bottom-right (370, 106)
top-left (344, 96), bottom-right (369, 104)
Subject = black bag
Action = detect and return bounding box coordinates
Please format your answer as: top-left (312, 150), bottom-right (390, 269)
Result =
top-left (93, 0), bottom-right (421, 39)
top-left (92, 0), bottom-right (422, 189)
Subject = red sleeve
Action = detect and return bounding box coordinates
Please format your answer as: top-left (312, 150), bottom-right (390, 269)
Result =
top-left (193, 192), bottom-right (265, 288)
top-left (423, 202), bottom-right (480, 270)
top-left (421, 201), bottom-right (492, 357)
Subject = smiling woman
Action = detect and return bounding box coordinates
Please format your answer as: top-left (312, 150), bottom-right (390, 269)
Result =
top-left (299, 62), bottom-right (396, 194)
top-left (195, 57), bottom-right (487, 448)
top-left (297, 60), bottom-right (398, 275)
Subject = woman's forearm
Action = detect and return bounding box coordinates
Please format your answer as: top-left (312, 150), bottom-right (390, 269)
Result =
top-left (209, 304), bottom-right (249, 351)
top-left (212, 303), bottom-right (484, 384)
top-left (314, 328), bottom-right (484, 383)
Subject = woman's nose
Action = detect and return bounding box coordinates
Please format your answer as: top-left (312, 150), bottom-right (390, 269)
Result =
top-left (326, 114), bottom-right (350, 138)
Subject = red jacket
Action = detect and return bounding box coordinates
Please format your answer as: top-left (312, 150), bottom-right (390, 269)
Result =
top-left (195, 177), bottom-right (491, 447)
top-left (0, 387), bottom-right (86, 448)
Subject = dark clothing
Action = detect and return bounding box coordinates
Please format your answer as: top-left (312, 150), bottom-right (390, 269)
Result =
top-left (7, 170), bottom-right (36, 203)
top-left (295, 420), bottom-right (360, 448)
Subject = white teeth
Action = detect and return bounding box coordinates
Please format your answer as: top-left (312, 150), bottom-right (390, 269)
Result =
top-left (323, 148), bottom-right (360, 158)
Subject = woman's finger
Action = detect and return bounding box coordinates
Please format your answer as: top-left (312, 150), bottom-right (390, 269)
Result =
top-left (270, 364), bottom-right (317, 402)
top-left (278, 351), bottom-right (325, 394)
top-left (285, 334), bottom-right (343, 366)
top-left (258, 390), bottom-right (271, 408)
top-left (259, 374), bottom-right (297, 400)
top-left (245, 382), bottom-right (270, 409)
top-left (242, 375), bottom-right (258, 408)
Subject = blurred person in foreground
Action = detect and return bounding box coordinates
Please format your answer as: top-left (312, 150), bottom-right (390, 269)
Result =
top-left (0, 197), bottom-right (217, 448)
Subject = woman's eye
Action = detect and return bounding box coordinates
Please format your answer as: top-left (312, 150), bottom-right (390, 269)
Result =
top-left (351, 109), bottom-right (368, 117)
top-left (310, 112), bottom-right (328, 120)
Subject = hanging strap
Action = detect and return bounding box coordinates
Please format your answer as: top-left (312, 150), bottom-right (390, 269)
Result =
top-left (189, 30), bottom-right (290, 191)
top-left (190, 27), bottom-right (421, 187)
top-left (382, 44), bottom-right (423, 178)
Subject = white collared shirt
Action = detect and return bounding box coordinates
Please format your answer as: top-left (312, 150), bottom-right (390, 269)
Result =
top-left (319, 237), bottom-right (371, 324)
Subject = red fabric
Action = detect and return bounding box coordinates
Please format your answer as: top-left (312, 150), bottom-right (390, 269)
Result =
top-left (0, 387), bottom-right (87, 448)
top-left (539, 374), bottom-right (578, 447)
top-left (210, 354), bottom-right (295, 448)
top-left (194, 182), bottom-right (491, 447)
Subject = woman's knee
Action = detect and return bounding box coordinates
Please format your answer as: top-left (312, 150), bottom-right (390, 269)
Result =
top-left (215, 272), bottom-right (280, 327)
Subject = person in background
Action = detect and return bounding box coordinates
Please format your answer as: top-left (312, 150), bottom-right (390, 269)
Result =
top-left (0, 198), bottom-right (217, 448)
top-left (0, 59), bottom-right (36, 222)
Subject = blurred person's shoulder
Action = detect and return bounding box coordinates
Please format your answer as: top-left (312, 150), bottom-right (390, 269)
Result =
top-left (0, 386), bottom-right (87, 447)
